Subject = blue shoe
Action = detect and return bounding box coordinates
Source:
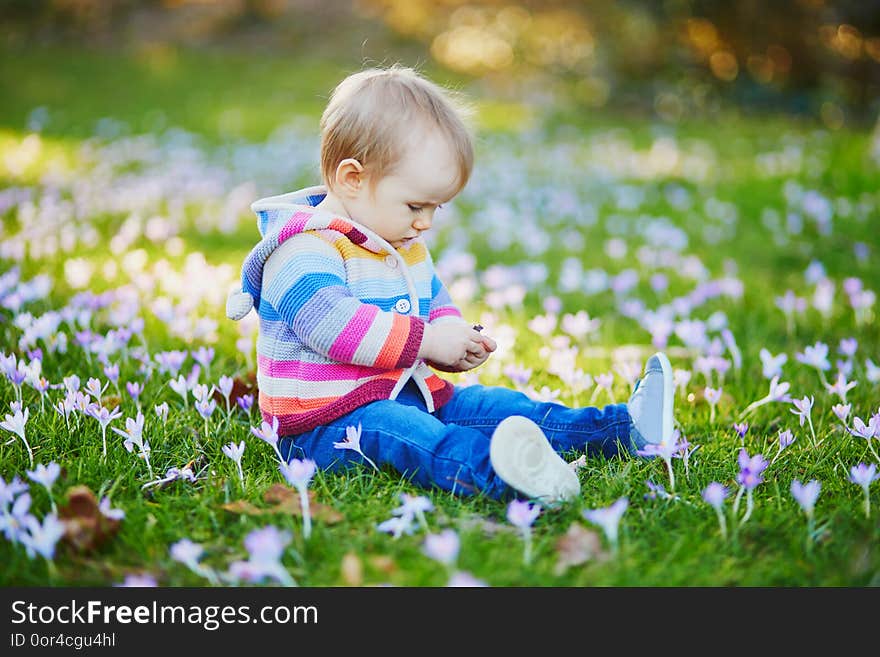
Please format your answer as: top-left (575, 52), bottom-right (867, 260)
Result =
top-left (627, 352), bottom-right (674, 446)
top-left (490, 416), bottom-right (581, 502)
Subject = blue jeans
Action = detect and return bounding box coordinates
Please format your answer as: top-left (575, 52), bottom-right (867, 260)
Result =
top-left (279, 381), bottom-right (639, 500)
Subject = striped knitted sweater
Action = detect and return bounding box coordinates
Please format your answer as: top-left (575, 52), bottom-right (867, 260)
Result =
top-left (226, 185), bottom-right (463, 435)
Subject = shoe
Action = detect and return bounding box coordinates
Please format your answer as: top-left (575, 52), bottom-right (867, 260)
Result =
top-left (627, 352), bottom-right (674, 446)
top-left (489, 416), bottom-right (581, 502)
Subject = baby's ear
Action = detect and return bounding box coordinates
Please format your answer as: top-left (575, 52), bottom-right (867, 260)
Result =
top-left (335, 158), bottom-right (365, 195)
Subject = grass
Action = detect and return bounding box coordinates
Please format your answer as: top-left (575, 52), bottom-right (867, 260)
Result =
top-left (1, 43), bottom-right (879, 587)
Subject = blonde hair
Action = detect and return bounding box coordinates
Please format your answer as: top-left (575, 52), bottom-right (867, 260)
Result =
top-left (320, 65), bottom-right (474, 193)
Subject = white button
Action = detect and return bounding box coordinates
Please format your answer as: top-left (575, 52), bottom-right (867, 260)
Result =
top-left (384, 255), bottom-right (398, 268)
top-left (395, 299), bottom-right (411, 313)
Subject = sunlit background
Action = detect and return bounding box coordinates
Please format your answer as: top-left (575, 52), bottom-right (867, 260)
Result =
top-left (3, 0), bottom-right (880, 127)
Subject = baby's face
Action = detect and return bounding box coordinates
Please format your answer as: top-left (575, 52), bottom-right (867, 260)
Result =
top-left (352, 130), bottom-right (461, 249)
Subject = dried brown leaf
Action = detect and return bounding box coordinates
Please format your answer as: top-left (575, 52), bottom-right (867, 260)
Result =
top-left (553, 522), bottom-right (607, 575)
top-left (340, 552), bottom-right (363, 586)
top-left (368, 555), bottom-right (398, 575)
top-left (58, 485), bottom-right (122, 553)
top-left (220, 484), bottom-right (343, 524)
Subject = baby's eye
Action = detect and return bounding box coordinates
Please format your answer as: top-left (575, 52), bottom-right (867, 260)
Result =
top-left (407, 204), bottom-right (423, 213)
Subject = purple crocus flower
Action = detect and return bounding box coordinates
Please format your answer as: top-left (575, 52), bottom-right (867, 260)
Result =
top-left (126, 381), bottom-right (144, 404)
top-left (832, 403), bottom-right (851, 424)
top-left (225, 526), bottom-right (295, 586)
top-left (790, 395), bottom-right (814, 426)
top-left (222, 441), bottom-right (246, 485)
top-left (761, 348), bottom-right (787, 379)
top-left (154, 402), bottom-right (169, 424)
top-left (824, 371), bottom-right (857, 402)
top-left (778, 428), bottom-right (796, 449)
top-left (702, 482), bottom-right (729, 539)
top-left (103, 363), bottom-right (119, 384)
top-left (26, 462), bottom-right (61, 511)
top-left (790, 395), bottom-right (819, 446)
top-left (704, 386), bottom-right (722, 423)
top-left (582, 497), bottom-right (628, 552)
top-left (279, 458), bottom-right (317, 540)
top-left (796, 342), bottom-right (830, 369)
top-left (839, 338), bottom-right (858, 358)
top-left (737, 448), bottom-right (768, 490)
top-left (702, 482), bottom-right (729, 511)
top-left (192, 346), bottom-right (214, 375)
top-left (279, 458), bottom-right (316, 490)
top-left (237, 394), bottom-right (254, 413)
top-left (251, 416), bottom-right (283, 462)
top-left (98, 497), bottom-right (125, 521)
top-left (332, 423), bottom-right (378, 471)
top-left (733, 448), bottom-right (768, 526)
top-left (195, 398), bottom-right (216, 421)
top-left (422, 529), bottom-right (460, 567)
top-left (20, 513), bottom-right (66, 561)
top-left (790, 479), bottom-right (821, 518)
top-left (849, 416), bottom-right (878, 440)
top-left (507, 500), bottom-right (541, 529)
top-left (849, 463), bottom-right (878, 518)
top-left (0, 404), bottom-right (33, 466)
top-left (116, 574), bottom-right (158, 587)
top-left (170, 538), bottom-right (219, 585)
top-left (506, 500), bottom-right (541, 564)
top-left (447, 571), bottom-right (488, 587)
top-left (733, 422), bottom-right (749, 441)
top-left (645, 480), bottom-right (672, 500)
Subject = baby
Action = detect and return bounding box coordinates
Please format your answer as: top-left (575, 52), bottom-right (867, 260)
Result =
top-left (227, 65), bottom-right (674, 502)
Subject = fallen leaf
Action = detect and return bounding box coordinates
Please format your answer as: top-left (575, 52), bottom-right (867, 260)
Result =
top-left (553, 523), bottom-right (607, 575)
top-left (368, 555), bottom-right (397, 575)
top-left (102, 396), bottom-right (121, 410)
top-left (221, 484), bottom-right (343, 524)
top-left (58, 485), bottom-right (122, 553)
top-left (340, 552), bottom-right (363, 586)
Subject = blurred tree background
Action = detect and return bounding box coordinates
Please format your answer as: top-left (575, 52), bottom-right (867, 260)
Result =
top-left (2, 0), bottom-right (880, 128)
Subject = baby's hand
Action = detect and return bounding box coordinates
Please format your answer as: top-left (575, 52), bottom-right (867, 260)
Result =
top-left (454, 338), bottom-right (495, 371)
top-left (419, 322), bottom-right (487, 369)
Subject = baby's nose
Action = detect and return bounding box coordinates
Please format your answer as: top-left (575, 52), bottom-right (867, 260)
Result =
top-left (413, 214), bottom-right (433, 231)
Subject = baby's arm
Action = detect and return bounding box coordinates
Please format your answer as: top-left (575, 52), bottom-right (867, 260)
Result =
top-left (262, 233), bottom-right (426, 370)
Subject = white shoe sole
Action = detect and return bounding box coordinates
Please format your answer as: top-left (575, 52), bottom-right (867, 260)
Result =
top-left (489, 416), bottom-right (581, 502)
top-left (653, 352), bottom-right (674, 446)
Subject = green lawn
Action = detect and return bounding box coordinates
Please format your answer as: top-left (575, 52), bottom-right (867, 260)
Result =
top-left (1, 44), bottom-right (879, 587)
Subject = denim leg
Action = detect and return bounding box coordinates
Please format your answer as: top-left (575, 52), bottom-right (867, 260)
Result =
top-left (436, 385), bottom-right (636, 459)
top-left (278, 389), bottom-right (512, 499)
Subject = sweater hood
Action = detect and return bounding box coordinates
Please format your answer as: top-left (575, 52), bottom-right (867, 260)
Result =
top-left (225, 185), bottom-right (395, 321)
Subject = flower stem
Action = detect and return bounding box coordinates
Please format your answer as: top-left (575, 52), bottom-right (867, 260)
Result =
top-left (715, 508), bottom-right (727, 540)
top-left (732, 485), bottom-right (745, 518)
top-left (19, 434), bottom-right (34, 468)
top-left (739, 489), bottom-right (754, 525)
top-left (298, 485), bottom-right (311, 540)
top-left (664, 457), bottom-right (675, 493)
top-left (522, 528), bottom-right (533, 566)
top-left (866, 439), bottom-right (880, 465)
top-left (864, 490), bottom-right (871, 519)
